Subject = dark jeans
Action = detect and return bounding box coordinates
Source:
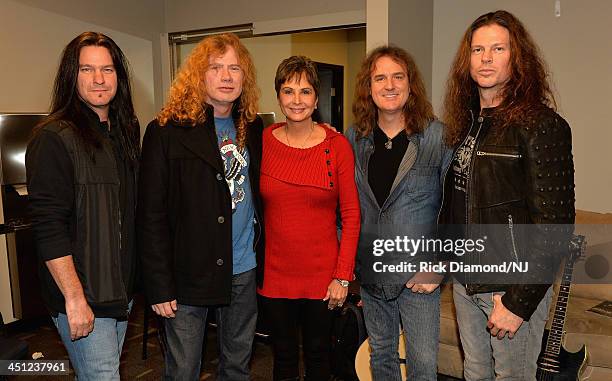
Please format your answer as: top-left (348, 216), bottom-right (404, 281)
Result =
top-left (261, 297), bottom-right (333, 381)
top-left (163, 269), bottom-right (257, 381)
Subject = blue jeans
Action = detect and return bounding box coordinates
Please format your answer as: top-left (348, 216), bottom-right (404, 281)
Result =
top-left (453, 282), bottom-right (552, 380)
top-left (361, 285), bottom-right (440, 381)
top-left (52, 301), bottom-right (132, 381)
top-left (163, 269), bottom-right (257, 381)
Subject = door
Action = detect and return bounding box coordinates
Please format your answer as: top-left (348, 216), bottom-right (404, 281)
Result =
top-left (314, 62), bottom-right (344, 132)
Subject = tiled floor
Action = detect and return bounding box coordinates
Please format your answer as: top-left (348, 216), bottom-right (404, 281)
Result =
top-left (4, 295), bottom-right (461, 380)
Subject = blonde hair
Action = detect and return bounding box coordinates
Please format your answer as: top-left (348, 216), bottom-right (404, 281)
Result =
top-left (158, 33), bottom-right (259, 147)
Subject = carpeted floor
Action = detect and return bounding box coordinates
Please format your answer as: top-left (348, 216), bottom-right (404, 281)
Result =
top-left (4, 294), bottom-right (461, 380)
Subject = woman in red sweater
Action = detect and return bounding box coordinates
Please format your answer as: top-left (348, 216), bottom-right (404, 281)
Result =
top-left (258, 55), bottom-right (361, 381)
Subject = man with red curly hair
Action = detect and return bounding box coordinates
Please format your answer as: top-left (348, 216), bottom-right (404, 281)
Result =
top-left (138, 33), bottom-right (264, 380)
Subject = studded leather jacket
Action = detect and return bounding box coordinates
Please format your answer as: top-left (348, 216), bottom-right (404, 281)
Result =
top-left (439, 105), bottom-right (575, 320)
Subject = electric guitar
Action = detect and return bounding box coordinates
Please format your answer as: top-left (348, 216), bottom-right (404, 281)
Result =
top-left (536, 235), bottom-right (588, 381)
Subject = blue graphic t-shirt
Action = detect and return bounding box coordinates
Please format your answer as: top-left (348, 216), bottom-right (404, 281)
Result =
top-left (215, 116), bottom-right (256, 275)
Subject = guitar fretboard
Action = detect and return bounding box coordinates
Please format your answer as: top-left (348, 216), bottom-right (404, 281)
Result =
top-left (540, 238), bottom-right (583, 365)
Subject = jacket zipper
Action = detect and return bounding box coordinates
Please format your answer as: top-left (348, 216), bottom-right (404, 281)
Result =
top-left (117, 177), bottom-right (129, 315)
top-left (118, 209), bottom-right (122, 253)
top-left (476, 151), bottom-right (521, 159)
top-left (465, 111), bottom-right (485, 290)
top-left (436, 152), bottom-right (454, 224)
top-left (466, 114), bottom-right (484, 228)
top-left (507, 214), bottom-right (520, 262)
top-left (109, 136), bottom-right (128, 315)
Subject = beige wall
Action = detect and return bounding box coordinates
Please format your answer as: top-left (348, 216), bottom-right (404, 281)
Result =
top-left (0, 0), bottom-right (156, 128)
top-left (389, 0), bottom-right (434, 99)
top-left (17, 0), bottom-right (166, 109)
top-left (164, 0), bottom-right (365, 33)
top-left (366, 0), bottom-right (388, 50)
top-left (432, 0), bottom-right (612, 212)
top-left (347, 28), bottom-right (367, 127)
top-left (18, 0), bottom-right (164, 41)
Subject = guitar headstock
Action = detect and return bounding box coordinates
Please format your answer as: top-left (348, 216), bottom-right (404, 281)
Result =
top-left (568, 234), bottom-right (587, 264)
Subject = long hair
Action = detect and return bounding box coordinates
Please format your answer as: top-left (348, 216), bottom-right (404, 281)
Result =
top-left (158, 33), bottom-right (259, 148)
top-left (443, 10), bottom-right (556, 146)
top-left (37, 31), bottom-right (139, 162)
top-left (352, 45), bottom-right (434, 139)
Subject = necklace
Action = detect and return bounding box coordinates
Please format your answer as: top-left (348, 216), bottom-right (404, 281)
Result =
top-left (384, 136), bottom-right (393, 150)
top-left (381, 127), bottom-right (403, 150)
top-left (285, 122), bottom-right (315, 148)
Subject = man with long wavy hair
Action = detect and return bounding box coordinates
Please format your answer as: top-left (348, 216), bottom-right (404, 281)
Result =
top-left (440, 10), bottom-right (575, 379)
top-left (138, 33), bottom-right (263, 380)
top-left (26, 32), bottom-right (140, 380)
top-left (347, 45), bottom-right (452, 381)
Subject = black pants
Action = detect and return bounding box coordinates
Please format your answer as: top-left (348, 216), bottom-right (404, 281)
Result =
top-left (261, 297), bottom-right (333, 381)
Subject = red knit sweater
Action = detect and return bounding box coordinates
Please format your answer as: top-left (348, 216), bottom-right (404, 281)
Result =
top-left (257, 123), bottom-right (361, 299)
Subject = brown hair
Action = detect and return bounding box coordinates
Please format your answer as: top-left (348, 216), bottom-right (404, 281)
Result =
top-left (157, 33), bottom-right (259, 148)
top-left (443, 10), bottom-right (556, 146)
top-left (274, 55), bottom-right (320, 98)
top-left (352, 45), bottom-right (434, 138)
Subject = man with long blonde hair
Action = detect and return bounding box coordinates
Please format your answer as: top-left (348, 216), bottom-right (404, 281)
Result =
top-left (138, 33), bottom-right (264, 380)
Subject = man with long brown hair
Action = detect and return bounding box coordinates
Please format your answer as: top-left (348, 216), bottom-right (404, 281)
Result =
top-left (138, 33), bottom-right (264, 380)
top-left (347, 45), bottom-right (452, 381)
top-left (440, 10), bottom-right (575, 379)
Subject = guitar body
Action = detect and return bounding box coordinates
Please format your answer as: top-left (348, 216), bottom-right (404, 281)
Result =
top-left (535, 235), bottom-right (589, 381)
top-left (354, 331), bottom-right (407, 381)
top-left (536, 329), bottom-right (588, 381)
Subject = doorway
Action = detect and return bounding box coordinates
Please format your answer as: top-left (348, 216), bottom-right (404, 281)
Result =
top-left (314, 62), bottom-right (344, 132)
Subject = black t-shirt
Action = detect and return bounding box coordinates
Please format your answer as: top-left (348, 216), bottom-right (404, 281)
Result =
top-left (450, 112), bottom-right (492, 224)
top-left (368, 126), bottom-right (409, 207)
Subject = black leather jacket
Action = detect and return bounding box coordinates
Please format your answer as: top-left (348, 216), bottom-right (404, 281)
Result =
top-left (439, 105), bottom-right (575, 320)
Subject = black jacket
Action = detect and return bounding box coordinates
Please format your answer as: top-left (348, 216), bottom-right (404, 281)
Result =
top-left (26, 110), bottom-right (138, 318)
top-left (137, 105), bottom-right (264, 306)
top-left (439, 105), bottom-right (575, 320)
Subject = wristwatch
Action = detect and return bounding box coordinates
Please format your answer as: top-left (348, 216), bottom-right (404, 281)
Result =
top-left (335, 278), bottom-right (349, 287)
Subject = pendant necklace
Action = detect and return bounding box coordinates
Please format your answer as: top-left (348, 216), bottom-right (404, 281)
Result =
top-left (384, 136), bottom-right (393, 150)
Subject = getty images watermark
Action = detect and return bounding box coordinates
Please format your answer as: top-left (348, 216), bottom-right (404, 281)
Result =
top-left (371, 236), bottom-right (529, 274)
top-left (358, 224), bottom-right (611, 285)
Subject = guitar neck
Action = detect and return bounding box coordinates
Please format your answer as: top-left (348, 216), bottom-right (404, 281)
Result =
top-left (544, 258), bottom-right (575, 356)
